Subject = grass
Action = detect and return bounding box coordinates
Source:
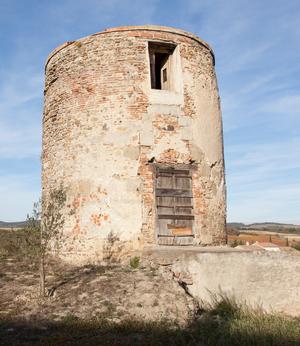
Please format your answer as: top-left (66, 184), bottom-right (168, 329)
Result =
top-left (1, 296), bottom-right (300, 345)
top-left (199, 294), bottom-right (300, 345)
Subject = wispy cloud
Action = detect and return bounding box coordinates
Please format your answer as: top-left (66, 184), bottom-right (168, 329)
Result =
top-left (0, 173), bottom-right (40, 221)
top-left (260, 95), bottom-right (300, 116)
top-left (226, 137), bottom-right (300, 223)
top-left (229, 183), bottom-right (300, 224)
top-left (0, 68), bottom-right (43, 160)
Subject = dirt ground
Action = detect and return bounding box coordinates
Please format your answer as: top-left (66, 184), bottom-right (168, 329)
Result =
top-left (0, 255), bottom-right (195, 325)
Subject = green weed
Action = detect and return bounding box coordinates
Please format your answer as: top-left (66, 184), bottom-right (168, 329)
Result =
top-left (129, 256), bottom-right (140, 269)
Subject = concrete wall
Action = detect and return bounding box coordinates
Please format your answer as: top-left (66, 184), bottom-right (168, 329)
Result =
top-left (42, 26), bottom-right (226, 264)
top-left (169, 249), bottom-right (300, 315)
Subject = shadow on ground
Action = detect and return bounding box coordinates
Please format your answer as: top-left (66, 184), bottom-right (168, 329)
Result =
top-left (1, 309), bottom-right (300, 346)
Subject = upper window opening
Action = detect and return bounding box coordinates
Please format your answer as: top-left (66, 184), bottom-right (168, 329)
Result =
top-left (148, 42), bottom-right (176, 90)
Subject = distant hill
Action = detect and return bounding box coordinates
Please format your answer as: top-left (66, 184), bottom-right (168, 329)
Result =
top-left (227, 222), bottom-right (246, 228)
top-left (227, 222), bottom-right (300, 235)
top-left (0, 221), bottom-right (28, 228)
top-left (227, 222), bottom-right (300, 229)
top-left (247, 222), bottom-right (300, 229)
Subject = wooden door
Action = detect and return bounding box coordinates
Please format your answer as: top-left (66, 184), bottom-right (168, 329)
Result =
top-left (155, 167), bottom-right (194, 245)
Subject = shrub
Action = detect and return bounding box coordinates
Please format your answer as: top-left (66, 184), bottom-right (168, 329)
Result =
top-left (230, 239), bottom-right (245, 247)
top-left (292, 242), bottom-right (300, 251)
top-left (129, 256), bottom-right (140, 269)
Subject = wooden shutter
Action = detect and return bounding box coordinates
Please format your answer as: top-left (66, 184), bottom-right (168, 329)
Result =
top-left (155, 167), bottom-right (194, 245)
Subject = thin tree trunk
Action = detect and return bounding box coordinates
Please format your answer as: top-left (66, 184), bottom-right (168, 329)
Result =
top-left (40, 255), bottom-right (45, 296)
top-left (40, 220), bottom-right (45, 297)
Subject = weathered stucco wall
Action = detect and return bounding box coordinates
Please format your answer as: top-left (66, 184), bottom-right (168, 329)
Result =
top-left (167, 249), bottom-right (300, 315)
top-left (42, 25), bottom-right (226, 264)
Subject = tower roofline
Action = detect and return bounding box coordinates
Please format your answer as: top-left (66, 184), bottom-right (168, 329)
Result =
top-left (45, 25), bottom-right (214, 70)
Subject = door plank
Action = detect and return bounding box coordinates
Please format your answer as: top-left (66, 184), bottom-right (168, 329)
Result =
top-left (158, 214), bottom-right (195, 220)
top-left (156, 188), bottom-right (193, 197)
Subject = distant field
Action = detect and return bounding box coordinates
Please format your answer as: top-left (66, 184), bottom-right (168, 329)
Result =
top-left (0, 220), bottom-right (27, 228)
top-left (240, 229), bottom-right (300, 238)
top-left (228, 231), bottom-right (300, 247)
top-left (227, 222), bottom-right (300, 247)
top-left (0, 227), bottom-right (23, 231)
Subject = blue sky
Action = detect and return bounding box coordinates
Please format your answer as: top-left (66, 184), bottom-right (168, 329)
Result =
top-left (0, 0), bottom-right (299, 223)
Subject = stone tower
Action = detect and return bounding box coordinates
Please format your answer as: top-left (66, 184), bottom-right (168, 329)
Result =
top-left (42, 25), bottom-right (226, 264)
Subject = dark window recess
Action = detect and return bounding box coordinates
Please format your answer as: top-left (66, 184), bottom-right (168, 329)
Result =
top-left (155, 166), bottom-right (195, 245)
top-left (163, 68), bottom-right (167, 83)
top-left (148, 42), bottom-right (176, 90)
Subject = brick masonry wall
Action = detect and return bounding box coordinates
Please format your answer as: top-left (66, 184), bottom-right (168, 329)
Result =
top-left (42, 26), bottom-right (226, 264)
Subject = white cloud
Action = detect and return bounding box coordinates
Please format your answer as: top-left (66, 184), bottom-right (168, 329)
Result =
top-left (227, 137), bottom-right (300, 167)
